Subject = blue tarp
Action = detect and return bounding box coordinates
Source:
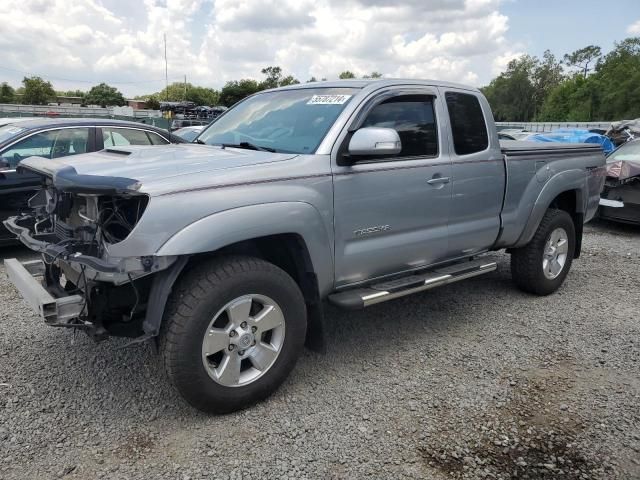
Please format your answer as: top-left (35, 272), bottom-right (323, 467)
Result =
top-left (526, 128), bottom-right (615, 154)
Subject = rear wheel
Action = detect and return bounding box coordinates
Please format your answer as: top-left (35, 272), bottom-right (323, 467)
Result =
top-left (160, 256), bottom-right (307, 413)
top-left (511, 209), bottom-right (576, 295)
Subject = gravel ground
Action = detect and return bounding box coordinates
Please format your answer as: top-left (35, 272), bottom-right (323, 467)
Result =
top-left (0, 220), bottom-right (639, 480)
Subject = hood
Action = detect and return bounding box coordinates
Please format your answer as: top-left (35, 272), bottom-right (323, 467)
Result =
top-left (606, 159), bottom-right (640, 180)
top-left (18, 144), bottom-right (297, 190)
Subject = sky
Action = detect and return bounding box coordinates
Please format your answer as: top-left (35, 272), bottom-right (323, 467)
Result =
top-left (1, 0), bottom-right (639, 98)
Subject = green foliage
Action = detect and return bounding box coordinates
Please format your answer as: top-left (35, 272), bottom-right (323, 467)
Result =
top-left (0, 82), bottom-right (16, 103)
top-left (363, 71), bottom-right (383, 79)
top-left (84, 83), bottom-right (126, 107)
top-left (338, 71), bottom-right (356, 79)
top-left (21, 76), bottom-right (55, 105)
top-left (153, 82), bottom-right (219, 105)
top-left (219, 79), bottom-right (262, 107)
top-left (481, 55), bottom-right (539, 121)
top-left (279, 75), bottom-right (300, 87)
top-left (594, 38), bottom-right (640, 119)
top-left (144, 95), bottom-right (161, 110)
top-left (537, 74), bottom-right (598, 121)
top-left (260, 66), bottom-right (299, 89)
top-left (563, 45), bottom-right (601, 77)
top-left (537, 37), bottom-right (640, 121)
top-left (57, 89), bottom-right (85, 98)
top-left (260, 66), bottom-right (283, 89)
top-left (484, 38), bottom-right (640, 121)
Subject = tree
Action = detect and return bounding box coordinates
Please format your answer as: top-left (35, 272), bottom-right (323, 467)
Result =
top-left (142, 82), bottom-right (219, 106)
top-left (260, 66), bottom-right (283, 89)
top-left (538, 37), bottom-right (640, 121)
top-left (306, 77), bottom-right (318, 83)
top-left (186, 86), bottom-right (220, 106)
top-left (564, 45), bottom-right (602, 77)
top-left (219, 79), bottom-right (262, 106)
top-left (592, 37), bottom-right (640, 119)
top-left (339, 71), bottom-right (356, 79)
top-left (144, 95), bottom-right (160, 110)
top-left (0, 82), bottom-right (16, 103)
top-left (363, 71), bottom-right (383, 79)
top-left (58, 89), bottom-right (85, 98)
top-left (531, 50), bottom-right (564, 119)
top-left (21, 76), bottom-right (55, 105)
top-left (84, 83), bottom-right (126, 107)
top-left (481, 55), bottom-right (538, 121)
top-left (537, 74), bottom-right (598, 121)
top-left (279, 75), bottom-right (300, 86)
top-left (260, 66), bottom-right (300, 89)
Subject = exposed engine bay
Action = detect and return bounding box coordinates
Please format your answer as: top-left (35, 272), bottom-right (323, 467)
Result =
top-left (4, 170), bottom-right (179, 340)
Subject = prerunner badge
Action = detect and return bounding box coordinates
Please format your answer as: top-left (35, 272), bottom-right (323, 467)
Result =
top-left (307, 94), bottom-right (352, 105)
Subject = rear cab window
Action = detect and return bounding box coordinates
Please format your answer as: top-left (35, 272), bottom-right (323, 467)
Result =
top-left (445, 92), bottom-right (489, 155)
top-left (102, 128), bottom-right (167, 147)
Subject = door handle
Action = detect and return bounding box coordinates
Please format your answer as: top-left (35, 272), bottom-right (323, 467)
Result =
top-left (427, 176), bottom-right (450, 185)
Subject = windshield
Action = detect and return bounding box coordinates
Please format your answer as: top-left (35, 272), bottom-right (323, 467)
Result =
top-left (0, 125), bottom-right (26, 144)
top-left (175, 128), bottom-right (203, 142)
top-left (197, 88), bottom-right (357, 154)
top-left (607, 140), bottom-right (640, 163)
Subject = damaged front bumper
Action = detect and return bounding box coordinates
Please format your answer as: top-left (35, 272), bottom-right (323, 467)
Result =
top-left (599, 179), bottom-right (640, 225)
top-left (4, 215), bottom-right (175, 283)
top-left (4, 258), bottom-right (85, 325)
top-left (3, 215), bottom-right (184, 339)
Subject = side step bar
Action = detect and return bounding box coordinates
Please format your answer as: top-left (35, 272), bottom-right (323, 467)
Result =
top-left (328, 259), bottom-right (497, 310)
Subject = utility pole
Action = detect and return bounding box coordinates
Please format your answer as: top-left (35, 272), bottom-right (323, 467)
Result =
top-left (164, 34), bottom-right (169, 101)
top-left (164, 33), bottom-right (170, 133)
top-left (184, 75), bottom-right (187, 102)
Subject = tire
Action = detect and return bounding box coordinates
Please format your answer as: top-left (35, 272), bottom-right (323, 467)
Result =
top-left (510, 209), bottom-right (576, 296)
top-left (160, 255), bottom-right (307, 413)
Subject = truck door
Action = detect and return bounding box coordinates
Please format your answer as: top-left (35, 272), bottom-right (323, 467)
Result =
top-left (441, 90), bottom-right (505, 257)
top-left (332, 89), bottom-right (452, 287)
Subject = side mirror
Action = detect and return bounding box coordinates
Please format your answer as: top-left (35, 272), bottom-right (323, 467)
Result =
top-left (348, 127), bottom-right (401, 156)
top-left (0, 159), bottom-right (9, 171)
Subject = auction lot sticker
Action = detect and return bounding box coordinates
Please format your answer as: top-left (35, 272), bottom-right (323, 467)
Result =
top-left (307, 94), bottom-right (352, 105)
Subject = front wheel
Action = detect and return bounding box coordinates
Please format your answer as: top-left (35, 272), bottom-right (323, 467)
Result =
top-left (511, 209), bottom-right (576, 295)
top-left (160, 256), bottom-right (307, 413)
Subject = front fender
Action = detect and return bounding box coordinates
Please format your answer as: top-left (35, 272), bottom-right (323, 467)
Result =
top-left (514, 169), bottom-right (586, 248)
top-left (156, 202), bottom-right (334, 295)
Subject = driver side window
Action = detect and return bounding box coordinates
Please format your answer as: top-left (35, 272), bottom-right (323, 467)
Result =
top-left (361, 95), bottom-right (438, 158)
top-left (0, 128), bottom-right (90, 167)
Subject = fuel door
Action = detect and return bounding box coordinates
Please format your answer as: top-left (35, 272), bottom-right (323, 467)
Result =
top-left (535, 160), bottom-right (550, 182)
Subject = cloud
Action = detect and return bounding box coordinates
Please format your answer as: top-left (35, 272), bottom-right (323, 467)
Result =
top-left (627, 19), bottom-right (640, 35)
top-left (0, 0), bottom-right (514, 96)
top-left (491, 50), bottom-right (524, 76)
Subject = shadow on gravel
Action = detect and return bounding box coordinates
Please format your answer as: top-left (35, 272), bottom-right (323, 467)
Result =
top-left (320, 257), bottom-right (516, 361)
top-left (16, 257), bottom-right (517, 419)
top-left (586, 218), bottom-right (640, 236)
top-left (418, 361), bottom-right (612, 479)
top-left (0, 244), bottom-right (37, 261)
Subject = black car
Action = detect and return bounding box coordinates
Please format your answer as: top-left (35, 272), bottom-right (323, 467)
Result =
top-left (0, 118), bottom-right (184, 245)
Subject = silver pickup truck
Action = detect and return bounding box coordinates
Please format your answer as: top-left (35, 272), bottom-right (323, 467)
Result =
top-left (3, 79), bottom-right (606, 413)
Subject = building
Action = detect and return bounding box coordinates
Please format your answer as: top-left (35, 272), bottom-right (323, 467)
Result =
top-left (127, 99), bottom-right (148, 110)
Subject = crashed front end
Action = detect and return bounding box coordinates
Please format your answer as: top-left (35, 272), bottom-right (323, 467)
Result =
top-left (599, 159), bottom-right (640, 224)
top-left (3, 163), bottom-right (178, 341)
